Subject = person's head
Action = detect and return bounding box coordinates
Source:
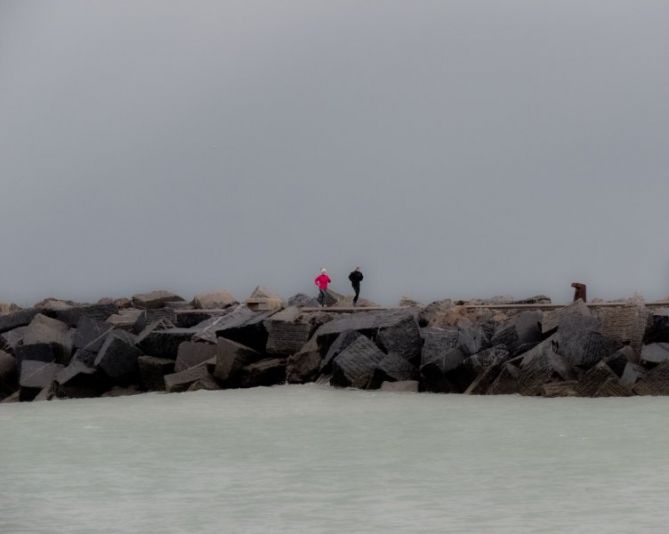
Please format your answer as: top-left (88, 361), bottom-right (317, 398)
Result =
top-left (321, 268), bottom-right (327, 274)
top-left (355, 265), bottom-right (361, 271)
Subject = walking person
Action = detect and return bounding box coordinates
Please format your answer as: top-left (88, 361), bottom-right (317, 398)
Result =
top-left (348, 266), bottom-right (363, 306)
top-left (314, 268), bottom-right (332, 307)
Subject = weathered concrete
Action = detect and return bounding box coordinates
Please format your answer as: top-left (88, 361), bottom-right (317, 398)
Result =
top-left (164, 361), bottom-right (214, 393)
top-left (192, 290), bottom-right (238, 310)
top-left (73, 316), bottom-right (113, 353)
top-left (640, 343), bottom-right (669, 364)
top-left (175, 342), bottom-right (219, 373)
top-left (264, 307), bottom-right (314, 355)
top-left (214, 338), bottom-right (263, 384)
top-left (19, 360), bottom-right (63, 389)
top-left (138, 356), bottom-right (175, 391)
top-left (286, 336), bottom-right (321, 384)
top-left (331, 335), bottom-right (386, 389)
top-left (95, 331), bottom-right (142, 381)
top-left (0, 308), bottom-right (41, 334)
top-left (137, 323), bottom-right (194, 359)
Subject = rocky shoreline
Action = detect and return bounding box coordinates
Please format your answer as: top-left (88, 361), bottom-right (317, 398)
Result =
top-left (1, 288), bottom-right (668, 403)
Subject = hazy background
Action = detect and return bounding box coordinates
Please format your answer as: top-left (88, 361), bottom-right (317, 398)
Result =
top-left (1, 0), bottom-right (668, 306)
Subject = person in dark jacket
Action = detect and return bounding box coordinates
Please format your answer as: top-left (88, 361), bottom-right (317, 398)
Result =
top-left (348, 266), bottom-right (364, 305)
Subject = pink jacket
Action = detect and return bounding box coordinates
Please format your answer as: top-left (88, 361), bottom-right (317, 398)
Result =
top-left (315, 274), bottom-right (331, 290)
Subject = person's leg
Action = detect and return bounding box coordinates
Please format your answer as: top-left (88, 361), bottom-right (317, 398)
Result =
top-left (319, 289), bottom-right (326, 307)
top-left (353, 284), bottom-right (360, 305)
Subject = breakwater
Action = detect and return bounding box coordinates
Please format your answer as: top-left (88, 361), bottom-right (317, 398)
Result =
top-left (1, 288), bottom-right (668, 402)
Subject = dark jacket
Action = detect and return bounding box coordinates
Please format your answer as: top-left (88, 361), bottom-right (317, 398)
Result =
top-left (348, 270), bottom-right (363, 286)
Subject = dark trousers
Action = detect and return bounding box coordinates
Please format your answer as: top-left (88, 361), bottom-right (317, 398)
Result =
top-left (318, 289), bottom-right (328, 306)
top-left (352, 283), bottom-right (360, 304)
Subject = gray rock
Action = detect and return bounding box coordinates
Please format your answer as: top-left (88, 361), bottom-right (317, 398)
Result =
top-left (95, 331), bottom-right (142, 381)
top-left (187, 374), bottom-right (221, 391)
top-left (164, 362), bottom-right (213, 393)
top-left (239, 358), bottom-right (286, 388)
top-left (14, 343), bottom-right (61, 373)
top-left (132, 290), bottom-right (185, 309)
top-left (574, 361), bottom-right (621, 397)
top-left (541, 381), bottom-right (579, 397)
top-left (264, 307), bottom-right (314, 355)
top-left (132, 309), bottom-right (177, 334)
top-left (372, 353), bottom-right (418, 387)
top-left (376, 315), bottom-right (423, 363)
top-left (287, 293), bottom-right (320, 308)
top-left (458, 323), bottom-right (490, 356)
top-left (517, 336), bottom-right (574, 396)
top-left (315, 310), bottom-right (419, 354)
top-left (56, 359), bottom-right (108, 398)
top-left (138, 355), bottom-right (175, 391)
top-left (331, 335), bottom-right (386, 389)
top-left (0, 326), bottom-right (26, 354)
top-left (380, 380), bottom-right (419, 392)
top-left (34, 381), bottom-right (58, 401)
top-left (0, 308), bottom-right (41, 334)
top-left (464, 363), bottom-right (504, 395)
top-left (106, 308), bottom-right (143, 330)
top-left (19, 360), bottom-right (64, 389)
top-left (192, 290), bottom-right (237, 310)
top-left (542, 300), bottom-right (591, 334)
top-left (633, 361), bottom-right (669, 396)
top-left (48, 303), bottom-right (118, 327)
top-left (0, 350), bottom-right (17, 394)
top-left (175, 342), bottom-right (219, 372)
top-left (22, 314), bottom-right (72, 362)
top-left (643, 313), bottom-right (669, 344)
top-left (137, 323), bottom-right (194, 359)
top-left (320, 331), bottom-right (362, 374)
top-left (286, 336), bottom-right (321, 384)
top-left (419, 330), bottom-right (467, 393)
top-left (487, 362), bottom-right (520, 394)
top-left (214, 338), bottom-right (263, 384)
top-left (620, 362), bottom-right (647, 389)
top-left (604, 346), bottom-right (634, 377)
top-left (192, 305), bottom-right (275, 351)
top-left (557, 312), bottom-right (621, 368)
top-left (448, 345), bottom-right (511, 392)
top-left (595, 377), bottom-right (633, 397)
top-left (73, 316), bottom-right (113, 353)
top-left (640, 343), bottom-right (669, 364)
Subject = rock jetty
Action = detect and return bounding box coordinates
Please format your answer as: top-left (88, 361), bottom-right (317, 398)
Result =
top-left (1, 288), bottom-right (668, 403)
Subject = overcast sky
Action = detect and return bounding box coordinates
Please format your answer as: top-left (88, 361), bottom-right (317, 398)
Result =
top-left (1, 0), bottom-right (668, 306)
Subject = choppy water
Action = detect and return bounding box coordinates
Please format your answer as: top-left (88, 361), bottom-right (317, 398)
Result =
top-left (1, 386), bottom-right (668, 533)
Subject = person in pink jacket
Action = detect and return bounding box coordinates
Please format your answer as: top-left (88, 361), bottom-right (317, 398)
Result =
top-left (314, 268), bottom-right (332, 307)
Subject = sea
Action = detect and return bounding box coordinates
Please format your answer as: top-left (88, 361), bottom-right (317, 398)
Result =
top-left (1, 385), bottom-right (668, 533)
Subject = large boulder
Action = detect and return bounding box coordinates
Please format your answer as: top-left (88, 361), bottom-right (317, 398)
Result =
top-left (14, 343), bottom-right (62, 373)
top-left (286, 336), bottom-right (321, 384)
top-left (372, 353), bottom-right (417, 387)
top-left (132, 290), bottom-right (185, 309)
top-left (95, 331), bottom-right (142, 381)
top-left (19, 360), bottom-right (63, 389)
top-left (106, 308), bottom-right (143, 330)
top-left (320, 331), bottom-right (363, 374)
top-left (542, 300), bottom-right (591, 335)
top-left (640, 343), bottom-right (669, 365)
top-left (331, 335), bottom-right (386, 389)
top-left (56, 359), bottom-right (108, 398)
top-left (620, 362), bottom-right (647, 389)
top-left (132, 309), bottom-right (177, 334)
top-left (48, 303), bottom-right (118, 327)
top-left (138, 356), bottom-right (175, 391)
top-left (192, 290), bottom-right (238, 310)
top-left (556, 312), bottom-right (621, 369)
top-left (287, 293), bottom-right (320, 308)
top-left (239, 358), bottom-right (286, 388)
top-left (0, 350), bottom-right (17, 395)
top-left (487, 362), bottom-right (520, 394)
top-left (419, 328), bottom-right (465, 392)
top-left (73, 316), bottom-right (113, 353)
top-left (517, 336), bottom-right (574, 396)
top-left (0, 326), bottom-right (26, 354)
top-left (448, 345), bottom-right (511, 392)
top-left (245, 286), bottom-right (283, 311)
top-left (264, 307), bottom-right (314, 355)
top-left (175, 342), bottom-right (219, 372)
top-left (574, 361), bottom-right (626, 397)
top-left (633, 361), bottom-right (669, 395)
top-left (0, 308), bottom-right (41, 334)
top-left (214, 338), bottom-right (263, 385)
top-left (375, 315), bottom-right (423, 363)
top-left (315, 310), bottom-right (419, 355)
top-left (644, 313), bottom-right (669, 344)
top-left (192, 305), bottom-right (276, 351)
top-left (137, 322), bottom-right (194, 359)
top-left (164, 361), bottom-right (214, 393)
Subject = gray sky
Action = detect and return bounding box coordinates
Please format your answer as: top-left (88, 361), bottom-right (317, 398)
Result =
top-left (1, 0), bottom-right (668, 306)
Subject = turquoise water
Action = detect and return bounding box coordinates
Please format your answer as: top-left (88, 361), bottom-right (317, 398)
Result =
top-left (1, 386), bottom-right (668, 533)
